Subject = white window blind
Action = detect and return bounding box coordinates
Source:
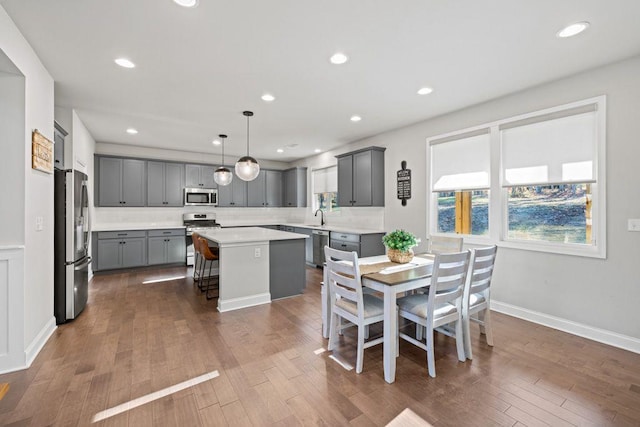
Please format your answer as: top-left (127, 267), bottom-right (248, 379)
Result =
top-left (501, 110), bottom-right (597, 186)
top-left (313, 166), bottom-right (337, 193)
top-left (431, 131), bottom-right (491, 192)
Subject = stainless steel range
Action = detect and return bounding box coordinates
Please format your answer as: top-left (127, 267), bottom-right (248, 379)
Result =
top-left (183, 213), bottom-right (221, 266)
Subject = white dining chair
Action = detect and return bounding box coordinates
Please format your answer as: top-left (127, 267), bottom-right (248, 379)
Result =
top-left (324, 246), bottom-right (385, 373)
top-left (397, 250), bottom-right (470, 377)
top-left (462, 245), bottom-right (498, 360)
top-left (428, 235), bottom-right (463, 254)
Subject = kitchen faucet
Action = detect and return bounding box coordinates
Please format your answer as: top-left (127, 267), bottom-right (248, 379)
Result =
top-left (314, 209), bottom-right (325, 226)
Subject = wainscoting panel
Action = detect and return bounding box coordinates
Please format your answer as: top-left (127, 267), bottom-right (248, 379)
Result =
top-left (0, 247), bottom-right (25, 374)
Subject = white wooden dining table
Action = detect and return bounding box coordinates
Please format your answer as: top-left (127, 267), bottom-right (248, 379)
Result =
top-left (322, 253), bottom-right (435, 384)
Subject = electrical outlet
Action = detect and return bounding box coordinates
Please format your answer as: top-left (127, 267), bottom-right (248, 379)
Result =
top-left (254, 247), bottom-right (261, 258)
top-left (628, 219), bottom-right (640, 232)
top-left (35, 216), bottom-right (44, 231)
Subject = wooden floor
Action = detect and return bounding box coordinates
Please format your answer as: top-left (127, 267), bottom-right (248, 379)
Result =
top-left (1, 266), bottom-right (640, 426)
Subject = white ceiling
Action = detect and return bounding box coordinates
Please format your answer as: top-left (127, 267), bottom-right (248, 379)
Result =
top-left (2, 0), bottom-right (640, 162)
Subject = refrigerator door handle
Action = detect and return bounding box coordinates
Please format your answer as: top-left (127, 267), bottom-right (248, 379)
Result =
top-left (73, 256), bottom-right (92, 271)
top-left (80, 179), bottom-right (91, 254)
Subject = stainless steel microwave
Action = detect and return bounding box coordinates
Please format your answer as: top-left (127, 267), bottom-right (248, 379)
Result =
top-left (184, 187), bottom-right (218, 206)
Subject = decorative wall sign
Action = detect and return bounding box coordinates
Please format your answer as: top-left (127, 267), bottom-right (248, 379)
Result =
top-left (32, 129), bottom-right (53, 174)
top-left (397, 161), bottom-right (411, 206)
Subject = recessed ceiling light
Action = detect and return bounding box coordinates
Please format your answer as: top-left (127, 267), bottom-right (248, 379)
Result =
top-left (314, 149), bottom-right (322, 153)
top-left (115, 58), bottom-right (135, 68)
top-left (261, 93), bottom-right (275, 102)
top-left (330, 52), bottom-right (349, 65)
top-left (417, 87), bottom-right (434, 95)
top-left (212, 139), bottom-right (221, 146)
top-left (173, 0), bottom-right (199, 7)
top-left (126, 128), bottom-right (138, 135)
top-left (276, 148), bottom-right (284, 153)
top-left (350, 115), bottom-right (362, 122)
top-left (557, 21), bottom-right (590, 38)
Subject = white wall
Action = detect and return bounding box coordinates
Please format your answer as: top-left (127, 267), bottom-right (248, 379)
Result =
top-left (299, 56), bottom-right (640, 345)
top-left (0, 5), bottom-right (56, 371)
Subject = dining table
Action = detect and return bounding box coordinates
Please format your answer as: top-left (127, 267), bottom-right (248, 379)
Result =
top-left (322, 253), bottom-right (435, 384)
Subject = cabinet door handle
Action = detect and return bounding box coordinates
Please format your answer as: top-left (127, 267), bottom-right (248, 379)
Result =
top-left (117, 233), bottom-right (127, 236)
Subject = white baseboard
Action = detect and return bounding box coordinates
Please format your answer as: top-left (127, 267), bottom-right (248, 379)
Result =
top-left (24, 316), bottom-right (57, 367)
top-left (491, 300), bottom-right (640, 354)
top-left (217, 293), bottom-right (271, 313)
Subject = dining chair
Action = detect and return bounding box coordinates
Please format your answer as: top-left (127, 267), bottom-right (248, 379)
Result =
top-left (324, 246), bottom-right (385, 373)
top-left (428, 235), bottom-right (463, 254)
top-left (397, 250), bottom-right (470, 377)
top-left (462, 245), bottom-right (498, 360)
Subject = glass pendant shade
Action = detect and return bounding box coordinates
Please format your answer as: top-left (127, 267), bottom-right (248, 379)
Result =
top-left (214, 133), bottom-right (232, 186)
top-left (235, 156), bottom-right (260, 181)
top-left (235, 110), bottom-right (260, 181)
top-left (214, 166), bottom-right (233, 186)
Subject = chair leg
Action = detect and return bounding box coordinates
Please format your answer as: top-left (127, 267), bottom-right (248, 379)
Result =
top-left (455, 320), bottom-right (466, 362)
top-left (396, 307), bottom-right (400, 357)
top-left (356, 324), bottom-right (365, 374)
top-left (478, 310), bottom-right (486, 335)
top-left (328, 312), bottom-right (339, 351)
top-left (463, 313), bottom-right (473, 360)
top-left (483, 308), bottom-right (494, 346)
top-left (416, 324), bottom-right (424, 341)
top-left (426, 326), bottom-right (436, 378)
top-left (364, 325), bottom-right (370, 339)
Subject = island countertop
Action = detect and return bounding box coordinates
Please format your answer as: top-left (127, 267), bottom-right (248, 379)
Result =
top-left (199, 227), bottom-right (309, 246)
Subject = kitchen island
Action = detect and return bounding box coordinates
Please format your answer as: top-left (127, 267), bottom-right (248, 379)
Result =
top-left (199, 227), bottom-right (309, 312)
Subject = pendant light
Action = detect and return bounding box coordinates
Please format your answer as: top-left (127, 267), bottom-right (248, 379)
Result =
top-left (235, 110), bottom-right (260, 181)
top-left (214, 134), bottom-right (233, 186)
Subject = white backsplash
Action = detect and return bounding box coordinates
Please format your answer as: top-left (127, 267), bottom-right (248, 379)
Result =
top-left (94, 206), bottom-right (384, 230)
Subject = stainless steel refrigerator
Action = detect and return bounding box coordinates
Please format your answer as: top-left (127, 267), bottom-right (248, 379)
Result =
top-left (54, 169), bottom-right (91, 324)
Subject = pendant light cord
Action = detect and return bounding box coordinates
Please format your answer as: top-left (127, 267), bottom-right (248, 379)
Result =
top-left (246, 114), bottom-right (250, 156)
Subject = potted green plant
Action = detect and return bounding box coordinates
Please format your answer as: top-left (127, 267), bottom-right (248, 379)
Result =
top-left (382, 229), bottom-right (420, 264)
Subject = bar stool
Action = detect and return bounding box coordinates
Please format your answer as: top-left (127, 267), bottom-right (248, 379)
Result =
top-left (192, 232), bottom-right (203, 282)
top-left (197, 236), bottom-right (220, 300)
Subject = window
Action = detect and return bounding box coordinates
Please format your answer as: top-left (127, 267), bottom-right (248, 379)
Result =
top-left (430, 131), bottom-right (490, 236)
top-left (427, 96), bottom-right (606, 258)
top-left (313, 166), bottom-right (339, 212)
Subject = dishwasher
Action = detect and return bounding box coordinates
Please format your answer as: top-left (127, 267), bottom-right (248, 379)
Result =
top-left (312, 230), bottom-right (330, 266)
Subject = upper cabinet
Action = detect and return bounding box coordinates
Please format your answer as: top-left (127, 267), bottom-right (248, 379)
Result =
top-left (185, 164), bottom-right (216, 188)
top-left (147, 161), bottom-right (184, 206)
top-left (248, 170), bottom-right (283, 207)
top-left (96, 156), bottom-right (146, 207)
top-left (283, 167), bottom-right (307, 207)
top-left (336, 147), bottom-right (385, 207)
top-left (217, 168), bottom-right (248, 207)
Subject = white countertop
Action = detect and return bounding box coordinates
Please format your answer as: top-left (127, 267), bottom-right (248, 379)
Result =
top-left (92, 224), bottom-right (185, 232)
top-left (199, 227), bottom-right (309, 245)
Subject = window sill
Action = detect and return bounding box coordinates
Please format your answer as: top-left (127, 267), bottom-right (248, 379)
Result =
top-left (497, 239), bottom-right (605, 259)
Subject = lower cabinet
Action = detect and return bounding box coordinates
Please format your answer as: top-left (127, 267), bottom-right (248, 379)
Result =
top-left (148, 229), bottom-right (186, 265)
top-left (96, 231), bottom-right (147, 271)
top-left (329, 231), bottom-right (385, 257)
top-left (95, 229), bottom-right (185, 271)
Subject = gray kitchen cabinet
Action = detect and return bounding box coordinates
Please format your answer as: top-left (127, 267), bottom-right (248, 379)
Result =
top-left (329, 231), bottom-right (385, 257)
top-left (53, 121), bottom-right (67, 170)
top-left (96, 156), bottom-right (146, 207)
top-left (336, 147), bottom-right (385, 207)
top-left (283, 167), bottom-right (307, 207)
top-left (217, 169), bottom-right (247, 207)
top-left (147, 229), bottom-right (185, 265)
top-left (95, 230), bottom-right (147, 270)
top-left (247, 170), bottom-right (283, 207)
top-left (185, 164), bottom-right (216, 188)
top-left (147, 161), bottom-right (184, 206)
top-left (294, 227), bottom-right (314, 264)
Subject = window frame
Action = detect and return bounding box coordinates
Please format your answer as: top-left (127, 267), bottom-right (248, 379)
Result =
top-left (426, 96), bottom-right (606, 259)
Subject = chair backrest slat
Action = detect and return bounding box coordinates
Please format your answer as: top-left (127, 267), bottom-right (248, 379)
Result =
top-left (429, 251), bottom-right (470, 307)
top-left (465, 246), bottom-right (498, 302)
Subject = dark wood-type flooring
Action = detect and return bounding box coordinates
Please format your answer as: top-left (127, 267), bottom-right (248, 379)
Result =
top-left (1, 266), bottom-right (640, 426)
